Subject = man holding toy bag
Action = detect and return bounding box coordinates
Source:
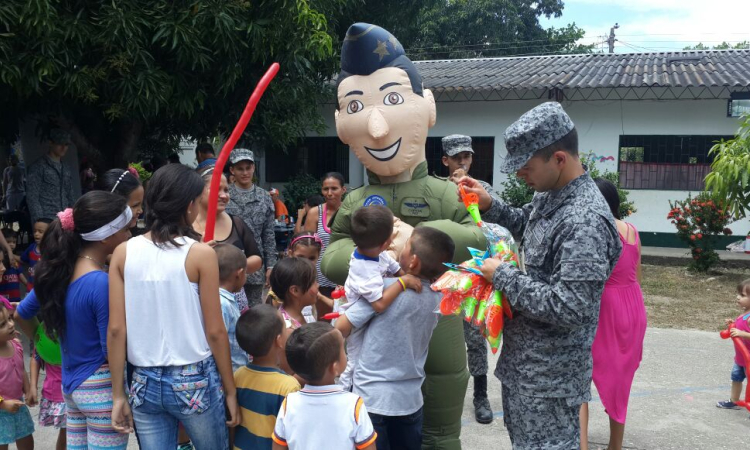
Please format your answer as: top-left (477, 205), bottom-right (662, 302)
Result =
top-left (460, 102), bottom-right (622, 449)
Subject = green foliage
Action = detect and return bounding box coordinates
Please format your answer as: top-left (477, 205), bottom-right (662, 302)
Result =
top-left (334, 0), bottom-right (593, 60)
top-left (684, 41), bottom-right (750, 50)
top-left (282, 173), bottom-right (320, 213)
top-left (705, 114), bottom-right (750, 219)
top-left (128, 162), bottom-right (152, 182)
top-left (497, 152), bottom-right (636, 219)
top-left (0, 0), bottom-right (343, 160)
top-left (498, 173), bottom-right (534, 208)
top-left (668, 193), bottom-right (733, 272)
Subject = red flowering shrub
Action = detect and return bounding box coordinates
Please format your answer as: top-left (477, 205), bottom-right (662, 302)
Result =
top-left (668, 193), bottom-right (732, 271)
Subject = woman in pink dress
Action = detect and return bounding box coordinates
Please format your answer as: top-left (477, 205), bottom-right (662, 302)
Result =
top-left (580, 178), bottom-right (647, 450)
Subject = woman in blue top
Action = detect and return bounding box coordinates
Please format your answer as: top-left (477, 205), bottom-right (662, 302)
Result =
top-left (14, 191), bottom-right (133, 449)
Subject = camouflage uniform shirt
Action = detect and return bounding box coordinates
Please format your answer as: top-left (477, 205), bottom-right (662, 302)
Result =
top-left (484, 173), bottom-right (621, 403)
top-left (225, 184), bottom-right (277, 285)
top-left (26, 155), bottom-right (75, 223)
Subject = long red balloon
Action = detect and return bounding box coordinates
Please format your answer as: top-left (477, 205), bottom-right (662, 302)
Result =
top-left (204, 63), bottom-right (280, 241)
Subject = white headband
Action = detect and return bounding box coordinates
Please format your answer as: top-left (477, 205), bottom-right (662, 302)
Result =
top-left (80, 207), bottom-right (133, 242)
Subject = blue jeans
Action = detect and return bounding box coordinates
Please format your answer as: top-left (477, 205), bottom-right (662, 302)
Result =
top-left (369, 407), bottom-right (423, 450)
top-left (129, 356), bottom-right (228, 450)
top-left (731, 363), bottom-right (747, 382)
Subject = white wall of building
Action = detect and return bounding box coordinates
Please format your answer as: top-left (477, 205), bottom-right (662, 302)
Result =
top-left (307, 98), bottom-right (749, 237)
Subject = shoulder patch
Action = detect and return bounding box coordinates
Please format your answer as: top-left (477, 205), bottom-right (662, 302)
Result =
top-left (363, 194), bottom-right (387, 207)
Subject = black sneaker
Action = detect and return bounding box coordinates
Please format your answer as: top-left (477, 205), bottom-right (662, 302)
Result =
top-left (716, 400), bottom-right (740, 409)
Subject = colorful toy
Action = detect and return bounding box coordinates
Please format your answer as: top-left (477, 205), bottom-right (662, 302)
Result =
top-left (430, 186), bottom-right (519, 353)
top-left (35, 323), bottom-right (62, 365)
top-left (720, 324), bottom-right (750, 412)
top-left (204, 63), bottom-right (279, 241)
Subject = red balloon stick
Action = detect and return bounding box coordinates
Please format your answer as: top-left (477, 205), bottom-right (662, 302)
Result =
top-left (204, 63), bottom-right (280, 241)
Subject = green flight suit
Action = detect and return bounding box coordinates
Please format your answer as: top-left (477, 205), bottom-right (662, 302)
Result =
top-left (321, 161), bottom-right (484, 450)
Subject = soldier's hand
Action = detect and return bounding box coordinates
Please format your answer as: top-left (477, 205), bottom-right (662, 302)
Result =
top-left (456, 176), bottom-right (492, 211)
top-left (478, 258), bottom-right (501, 283)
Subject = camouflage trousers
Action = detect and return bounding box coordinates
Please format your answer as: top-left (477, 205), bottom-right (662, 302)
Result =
top-left (463, 321), bottom-right (487, 377)
top-left (501, 385), bottom-right (581, 450)
top-left (244, 284), bottom-right (265, 308)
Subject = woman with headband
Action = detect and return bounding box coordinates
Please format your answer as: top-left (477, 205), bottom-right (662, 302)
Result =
top-left (14, 191), bottom-right (133, 449)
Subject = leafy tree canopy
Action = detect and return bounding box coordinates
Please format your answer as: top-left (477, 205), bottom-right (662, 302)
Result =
top-left (334, 0), bottom-right (593, 60)
top-left (0, 0), bottom-right (343, 163)
top-left (683, 41), bottom-right (749, 50)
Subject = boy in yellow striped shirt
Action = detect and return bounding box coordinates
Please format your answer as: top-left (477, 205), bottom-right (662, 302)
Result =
top-left (234, 304), bottom-right (300, 450)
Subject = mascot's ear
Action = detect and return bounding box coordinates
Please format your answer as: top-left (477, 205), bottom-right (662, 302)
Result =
top-left (425, 89), bottom-right (437, 128)
top-left (335, 108), bottom-right (348, 144)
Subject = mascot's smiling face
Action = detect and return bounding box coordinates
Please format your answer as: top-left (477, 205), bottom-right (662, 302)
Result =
top-left (336, 67), bottom-right (436, 177)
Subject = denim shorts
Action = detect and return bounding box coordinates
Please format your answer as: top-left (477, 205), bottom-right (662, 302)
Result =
top-left (731, 363), bottom-right (747, 382)
top-left (129, 356), bottom-right (228, 450)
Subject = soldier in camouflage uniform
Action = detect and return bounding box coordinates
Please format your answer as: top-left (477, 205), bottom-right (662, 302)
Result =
top-left (462, 102), bottom-right (622, 449)
top-left (441, 134), bottom-right (495, 425)
top-left (225, 149), bottom-right (277, 306)
top-left (26, 129), bottom-right (76, 223)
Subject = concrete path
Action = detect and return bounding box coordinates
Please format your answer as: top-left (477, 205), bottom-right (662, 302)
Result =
top-left (12, 328), bottom-right (748, 449)
top-left (459, 328), bottom-right (748, 450)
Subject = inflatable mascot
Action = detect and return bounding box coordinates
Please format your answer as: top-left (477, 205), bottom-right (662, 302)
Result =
top-left (321, 23), bottom-right (485, 449)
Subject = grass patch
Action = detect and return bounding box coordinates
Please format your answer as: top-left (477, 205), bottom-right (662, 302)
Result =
top-left (641, 264), bottom-right (750, 331)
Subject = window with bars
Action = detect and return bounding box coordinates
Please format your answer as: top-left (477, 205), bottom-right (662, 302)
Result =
top-left (618, 135), bottom-right (732, 190)
top-left (265, 137), bottom-right (349, 183)
top-left (425, 136), bottom-right (495, 185)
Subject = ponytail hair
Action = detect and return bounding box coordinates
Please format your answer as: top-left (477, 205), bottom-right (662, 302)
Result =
top-left (266, 257), bottom-right (316, 305)
top-left (35, 191), bottom-right (128, 339)
top-left (145, 163), bottom-right (204, 248)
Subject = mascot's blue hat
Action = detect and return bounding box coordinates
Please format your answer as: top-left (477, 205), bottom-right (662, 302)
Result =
top-left (338, 23), bottom-right (423, 97)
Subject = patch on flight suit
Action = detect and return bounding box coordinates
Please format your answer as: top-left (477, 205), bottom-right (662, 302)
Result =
top-left (363, 195), bottom-right (387, 207)
top-left (400, 197), bottom-right (430, 218)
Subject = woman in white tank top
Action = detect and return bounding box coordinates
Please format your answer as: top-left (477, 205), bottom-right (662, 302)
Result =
top-left (108, 164), bottom-right (240, 449)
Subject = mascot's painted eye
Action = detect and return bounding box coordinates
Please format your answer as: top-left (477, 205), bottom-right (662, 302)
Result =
top-left (347, 100), bottom-right (364, 114)
top-left (383, 92), bottom-right (404, 106)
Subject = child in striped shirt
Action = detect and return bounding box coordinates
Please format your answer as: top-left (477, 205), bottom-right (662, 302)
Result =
top-left (234, 304), bottom-right (300, 450)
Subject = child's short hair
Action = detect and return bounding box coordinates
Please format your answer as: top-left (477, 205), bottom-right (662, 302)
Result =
top-left (213, 243), bottom-right (246, 282)
top-left (267, 257), bottom-right (316, 304)
top-left (738, 279), bottom-right (750, 296)
top-left (285, 322), bottom-right (341, 383)
top-left (2, 228), bottom-right (17, 241)
top-left (236, 304), bottom-right (283, 358)
top-left (410, 227), bottom-right (455, 280)
top-left (289, 232), bottom-right (322, 253)
top-left (351, 205), bottom-right (393, 250)
top-left (35, 218), bottom-right (53, 225)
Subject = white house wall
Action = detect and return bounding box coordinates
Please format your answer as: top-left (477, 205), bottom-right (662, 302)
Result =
top-left (310, 98), bottom-right (749, 236)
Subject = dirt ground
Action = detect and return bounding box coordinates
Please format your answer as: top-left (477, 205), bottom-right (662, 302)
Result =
top-left (641, 264), bottom-right (750, 331)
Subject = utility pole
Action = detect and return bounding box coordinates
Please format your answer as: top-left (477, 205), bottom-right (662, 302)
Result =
top-left (607, 23), bottom-right (619, 53)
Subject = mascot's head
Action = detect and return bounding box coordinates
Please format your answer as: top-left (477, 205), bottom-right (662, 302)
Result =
top-left (335, 23), bottom-right (436, 178)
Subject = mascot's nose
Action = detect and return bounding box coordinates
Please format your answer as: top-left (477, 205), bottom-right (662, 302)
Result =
top-left (367, 108), bottom-right (389, 140)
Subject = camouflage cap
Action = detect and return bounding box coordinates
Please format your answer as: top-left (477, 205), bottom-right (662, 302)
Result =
top-left (49, 128), bottom-right (72, 145)
top-left (501, 102), bottom-right (575, 173)
top-left (441, 134), bottom-right (474, 157)
top-left (230, 148), bottom-right (254, 165)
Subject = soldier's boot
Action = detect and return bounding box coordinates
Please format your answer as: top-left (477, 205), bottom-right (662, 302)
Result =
top-left (472, 375), bottom-right (493, 424)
